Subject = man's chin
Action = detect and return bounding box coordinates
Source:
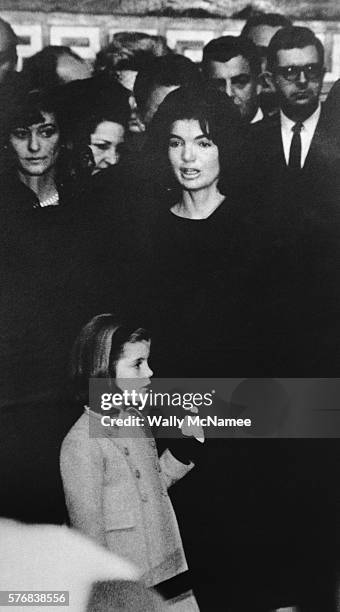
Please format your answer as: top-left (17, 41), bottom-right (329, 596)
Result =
top-left (283, 99), bottom-right (318, 120)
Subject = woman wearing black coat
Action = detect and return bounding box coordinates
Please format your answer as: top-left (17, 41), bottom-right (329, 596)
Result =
top-left (134, 85), bottom-right (259, 377)
top-left (0, 82), bottom-right (106, 524)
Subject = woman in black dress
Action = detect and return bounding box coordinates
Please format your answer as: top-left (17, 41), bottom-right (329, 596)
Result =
top-left (141, 85), bottom-right (256, 376)
top-left (0, 83), bottom-right (104, 524)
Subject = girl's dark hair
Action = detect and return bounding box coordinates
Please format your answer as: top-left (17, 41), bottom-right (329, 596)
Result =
top-left (143, 84), bottom-right (247, 195)
top-left (71, 314), bottom-right (150, 402)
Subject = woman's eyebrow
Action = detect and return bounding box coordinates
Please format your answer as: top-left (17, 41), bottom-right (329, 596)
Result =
top-left (14, 122), bottom-right (57, 131)
top-left (169, 133), bottom-right (208, 140)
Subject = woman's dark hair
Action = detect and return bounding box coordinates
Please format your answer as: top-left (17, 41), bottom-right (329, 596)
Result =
top-left (2, 84), bottom-right (64, 140)
top-left (0, 80), bottom-right (67, 175)
top-left (143, 84), bottom-right (247, 194)
top-left (70, 98), bottom-right (129, 154)
top-left (56, 76), bottom-right (130, 177)
top-left (71, 313), bottom-right (150, 402)
top-left (68, 102), bottom-right (129, 176)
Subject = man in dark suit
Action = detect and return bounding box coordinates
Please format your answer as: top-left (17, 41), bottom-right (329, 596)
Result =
top-left (249, 25), bottom-right (340, 245)
top-left (249, 26), bottom-right (340, 375)
top-left (252, 26), bottom-right (327, 178)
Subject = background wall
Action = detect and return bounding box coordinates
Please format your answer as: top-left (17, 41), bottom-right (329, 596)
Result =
top-left (1, 0), bottom-right (340, 88)
top-left (1, 1), bottom-right (340, 19)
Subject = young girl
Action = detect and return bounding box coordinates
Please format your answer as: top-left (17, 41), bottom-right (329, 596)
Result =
top-left (60, 314), bottom-right (198, 610)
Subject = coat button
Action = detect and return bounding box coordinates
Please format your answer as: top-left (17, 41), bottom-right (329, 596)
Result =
top-left (124, 447), bottom-right (130, 456)
top-left (135, 469), bottom-right (141, 479)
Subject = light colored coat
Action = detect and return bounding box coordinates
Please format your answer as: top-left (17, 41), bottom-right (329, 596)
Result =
top-left (60, 408), bottom-right (193, 587)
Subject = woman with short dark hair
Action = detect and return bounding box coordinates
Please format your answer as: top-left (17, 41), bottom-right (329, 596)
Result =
top-left (69, 98), bottom-right (129, 178)
top-left (140, 85), bottom-right (254, 376)
top-left (55, 75), bottom-right (130, 182)
top-left (0, 83), bottom-right (70, 207)
top-left (0, 80), bottom-right (101, 408)
top-left (145, 83), bottom-right (246, 203)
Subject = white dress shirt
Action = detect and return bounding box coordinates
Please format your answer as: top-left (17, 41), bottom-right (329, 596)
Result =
top-left (250, 106), bottom-right (264, 124)
top-left (280, 104), bottom-right (321, 168)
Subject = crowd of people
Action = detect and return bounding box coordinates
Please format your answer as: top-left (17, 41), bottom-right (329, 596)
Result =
top-left (0, 10), bottom-right (340, 612)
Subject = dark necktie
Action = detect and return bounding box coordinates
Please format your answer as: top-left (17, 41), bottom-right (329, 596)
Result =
top-left (288, 121), bottom-right (303, 169)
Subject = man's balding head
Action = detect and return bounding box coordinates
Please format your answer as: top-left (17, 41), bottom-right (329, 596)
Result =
top-left (0, 17), bottom-right (17, 84)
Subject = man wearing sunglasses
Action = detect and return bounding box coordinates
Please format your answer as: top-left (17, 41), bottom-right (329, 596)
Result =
top-left (202, 36), bottom-right (263, 123)
top-left (268, 26), bottom-right (325, 168)
top-left (249, 27), bottom-right (338, 380)
top-left (253, 26), bottom-right (325, 173)
top-left (246, 27), bottom-right (340, 612)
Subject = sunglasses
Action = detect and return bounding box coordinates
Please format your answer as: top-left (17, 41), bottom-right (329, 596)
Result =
top-left (275, 63), bottom-right (323, 82)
